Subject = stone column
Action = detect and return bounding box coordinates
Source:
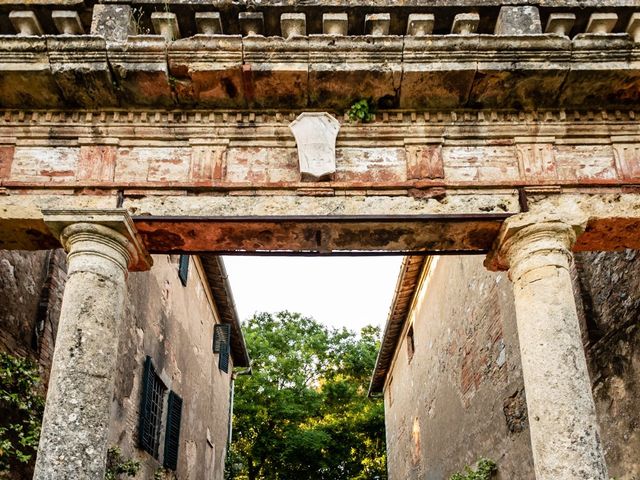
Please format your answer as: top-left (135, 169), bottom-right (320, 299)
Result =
top-left (485, 217), bottom-right (608, 480)
top-left (34, 211), bottom-right (151, 480)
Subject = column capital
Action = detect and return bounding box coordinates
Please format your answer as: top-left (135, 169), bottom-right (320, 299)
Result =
top-left (43, 209), bottom-right (152, 271)
top-left (484, 213), bottom-right (581, 277)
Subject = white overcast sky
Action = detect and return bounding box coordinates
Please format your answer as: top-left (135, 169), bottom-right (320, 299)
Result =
top-left (222, 256), bottom-right (403, 333)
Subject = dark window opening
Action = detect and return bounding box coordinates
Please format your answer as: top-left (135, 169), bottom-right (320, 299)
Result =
top-left (178, 255), bottom-right (189, 286)
top-left (139, 356), bottom-right (167, 459)
top-left (407, 325), bottom-right (415, 363)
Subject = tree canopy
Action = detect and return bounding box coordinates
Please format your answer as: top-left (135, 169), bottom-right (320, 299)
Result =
top-left (226, 311), bottom-right (386, 480)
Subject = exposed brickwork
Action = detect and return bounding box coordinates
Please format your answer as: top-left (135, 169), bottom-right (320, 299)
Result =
top-left (385, 251), bottom-right (640, 479)
top-left (384, 256), bottom-right (533, 480)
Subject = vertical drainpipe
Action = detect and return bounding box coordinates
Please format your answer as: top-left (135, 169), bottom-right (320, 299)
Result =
top-left (227, 372), bottom-right (236, 449)
top-left (227, 367), bottom-right (251, 453)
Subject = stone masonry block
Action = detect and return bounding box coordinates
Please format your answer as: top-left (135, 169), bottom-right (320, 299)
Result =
top-left (545, 13), bottom-right (576, 36)
top-left (323, 13), bottom-right (348, 36)
top-left (406, 14), bottom-right (434, 36)
top-left (365, 13), bottom-right (390, 36)
top-left (239, 12), bottom-right (264, 36)
top-left (47, 36), bottom-right (117, 107)
top-left (91, 4), bottom-right (135, 43)
top-left (281, 13), bottom-right (306, 38)
top-left (494, 6), bottom-right (542, 35)
top-left (108, 36), bottom-right (174, 107)
top-left (0, 37), bottom-right (64, 108)
top-left (151, 12), bottom-right (181, 41)
top-left (451, 13), bottom-right (479, 35)
top-left (627, 13), bottom-right (640, 43)
top-left (586, 13), bottom-right (618, 34)
top-left (168, 35), bottom-right (245, 108)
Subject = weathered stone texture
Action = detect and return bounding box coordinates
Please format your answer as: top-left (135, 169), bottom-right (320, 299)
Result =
top-left (0, 249), bottom-right (66, 387)
top-left (0, 250), bottom-right (233, 479)
top-left (495, 221), bottom-right (607, 479)
top-left (384, 250), bottom-right (640, 479)
top-left (384, 256), bottom-right (534, 480)
top-left (109, 254), bottom-right (233, 479)
top-left (575, 250), bottom-right (640, 480)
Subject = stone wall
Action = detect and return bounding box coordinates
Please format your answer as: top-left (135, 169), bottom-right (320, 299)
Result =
top-left (384, 252), bottom-right (640, 480)
top-left (0, 249), bottom-right (66, 387)
top-left (575, 250), bottom-right (640, 480)
top-left (384, 256), bottom-right (534, 480)
top-left (0, 250), bottom-right (233, 480)
top-left (110, 254), bottom-right (233, 479)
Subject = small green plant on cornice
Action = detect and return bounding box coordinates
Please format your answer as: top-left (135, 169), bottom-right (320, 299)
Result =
top-left (449, 458), bottom-right (497, 480)
top-left (0, 352), bottom-right (45, 473)
top-left (105, 447), bottom-right (141, 480)
top-left (347, 99), bottom-right (375, 123)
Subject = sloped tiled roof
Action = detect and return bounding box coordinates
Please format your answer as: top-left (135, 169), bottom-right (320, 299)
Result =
top-left (368, 255), bottom-right (427, 395)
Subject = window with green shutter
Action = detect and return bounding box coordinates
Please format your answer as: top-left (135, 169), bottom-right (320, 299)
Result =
top-left (213, 324), bottom-right (232, 374)
top-left (139, 356), bottom-right (166, 459)
top-left (163, 391), bottom-right (183, 471)
top-left (178, 255), bottom-right (189, 286)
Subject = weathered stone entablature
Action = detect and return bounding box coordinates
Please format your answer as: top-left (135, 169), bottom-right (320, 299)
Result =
top-left (0, 107), bottom-right (638, 189)
top-left (1, 3), bottom-right (640, 109)
top-left (0, 107), bottom-right (638, 254)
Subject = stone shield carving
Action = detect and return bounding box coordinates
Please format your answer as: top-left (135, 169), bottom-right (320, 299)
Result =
top-left (289, 112), bottom-right (340, 181)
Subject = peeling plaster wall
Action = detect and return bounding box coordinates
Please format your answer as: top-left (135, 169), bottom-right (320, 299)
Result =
top-left (110, 254), bottom-right (233, 480)
top-left (383, 256), bottom-right (533, 480)
top-left (384, 252), bottom-right (640, 480)
top-left (0, 250), bottom-right (232, 480)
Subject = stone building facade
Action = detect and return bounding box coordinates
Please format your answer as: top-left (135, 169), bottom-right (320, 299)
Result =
top-left (0, 0), bottom-right (639, 477)
top-left (0, 250), bottom-right (250, 479)
top-left (370, 251), bottom-right (640, 480)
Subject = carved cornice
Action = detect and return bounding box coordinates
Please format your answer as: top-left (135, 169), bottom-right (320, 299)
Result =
top-left (0, 108), bottom-right (638, 126)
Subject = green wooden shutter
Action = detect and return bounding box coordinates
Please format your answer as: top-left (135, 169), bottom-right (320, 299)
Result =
top-left (139, 356), bottom-right (154, 453)
top-left (213, 324), bottom-right (232, 373)
top-left (213, 324), bottom-right (231, 353)
top-left (163, 391), bottom-right (183, 471)
top-left (178, 255), bottom-right (189, 286)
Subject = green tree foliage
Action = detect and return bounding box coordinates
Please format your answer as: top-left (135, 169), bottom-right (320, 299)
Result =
top-left (0, 353), bottom-right (45, 478)
top-left (227, 312), bottom-right (386, 480)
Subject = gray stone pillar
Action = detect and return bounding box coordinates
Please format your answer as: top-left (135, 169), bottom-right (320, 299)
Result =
top-left (34, 211), bottom-right (151, 479)
top-left (486, 217), bottom-right (608, 480)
